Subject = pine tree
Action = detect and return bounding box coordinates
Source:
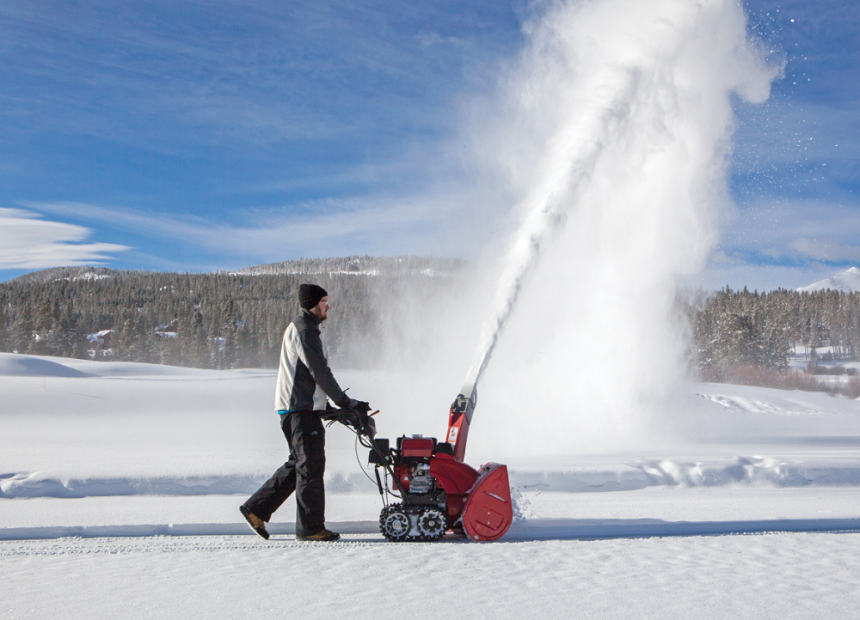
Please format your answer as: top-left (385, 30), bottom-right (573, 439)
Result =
top-left (188, 310), bottom-right (209, 368)
top-left (0, 297), bottom-right (8, 352)
top-left (71, 330), bottom-right (90, 360)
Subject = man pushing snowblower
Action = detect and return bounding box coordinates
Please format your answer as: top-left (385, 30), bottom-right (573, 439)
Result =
top-left (240, 284), bottom-right (371, 542)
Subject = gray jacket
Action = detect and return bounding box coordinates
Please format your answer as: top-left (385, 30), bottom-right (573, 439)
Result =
top-left (274, 309), bottom-right (350, 412)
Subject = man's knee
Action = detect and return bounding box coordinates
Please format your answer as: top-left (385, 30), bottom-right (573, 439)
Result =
top-left (295, 436), bottom-right (325, 479)
top-left (288, 412), bottom-right (326, 476)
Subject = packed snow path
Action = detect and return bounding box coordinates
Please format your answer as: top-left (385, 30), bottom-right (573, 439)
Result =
top-left (4, 533), bottom-right (860, 620)
top-left (4, 486), bottom-right (860, 542)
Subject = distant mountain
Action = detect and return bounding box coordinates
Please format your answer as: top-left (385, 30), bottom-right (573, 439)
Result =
top-left (229, 255), bottom-right (468, 277)
top-left (9, 266), bottom-right (121, 284)
top-left (10, 256), bottom-right (469, 284)
top-left (797, 267), bottom-right (860, 293)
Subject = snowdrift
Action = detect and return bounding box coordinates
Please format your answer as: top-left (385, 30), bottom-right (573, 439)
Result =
top-left (5, 455), bottom-right (860, 500)
top-left (0, 355), bottom-right (93, 378)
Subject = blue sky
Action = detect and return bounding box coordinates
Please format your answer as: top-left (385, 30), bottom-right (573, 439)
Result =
top-left (712, 0), bottom-right (860, 290)
top-left (0, 0), bottom-right (857, 290)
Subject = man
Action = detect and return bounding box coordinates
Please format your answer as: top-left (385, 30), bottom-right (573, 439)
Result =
top-left (240, 283), bottom-right (370, 542)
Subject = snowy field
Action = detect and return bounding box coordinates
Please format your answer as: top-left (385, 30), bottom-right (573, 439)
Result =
top-left (3, 352), bottom-right (860, 619)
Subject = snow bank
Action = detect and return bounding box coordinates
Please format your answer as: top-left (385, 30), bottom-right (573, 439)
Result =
top-left (0, 354), bottom-right (93, 378)
top-left (0, 352), bottom-right (228, 378)
top-left (5, 454), bottom-right (860, 499)
top-left (0, 471), bottom-right (381, 499)
top-left (0, 472), bottom-right (265, 499)
top-left (696, 387), bottom-right (860, 416)
top-left (510, 456), bottom-right (860, 493)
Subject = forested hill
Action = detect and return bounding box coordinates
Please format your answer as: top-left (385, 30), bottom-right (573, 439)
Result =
top-left (8, 265), bottom-right (144, 284)
top-left (7, 256), bottom-right (467, 284)
top-left (681, 286), bottom-right (860, 371)
top-left (0, 256), bottom-right (468, 370)
top-left (4, 258), bottom-right (860, 376)
top-left (231, 255), bottom-right (467, 277)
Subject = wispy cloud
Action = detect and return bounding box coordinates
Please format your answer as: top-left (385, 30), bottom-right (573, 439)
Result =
top-left (0, 1), bottom-right (509, 152)
top-left (698, 196), bottom-right (860, 290)
top-left (23, 195), bottom-right (479, 268)
top-left (416, 32), bottom-right (468, 49)
top-left (786, 237), bottom-right (860, 263)
top-left (717, 198), bottom-right (860, 263)
top-left (0, 208), bottom-right (128, 269)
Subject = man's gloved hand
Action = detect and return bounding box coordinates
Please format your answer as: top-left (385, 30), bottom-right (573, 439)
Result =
top-left (346, 398), bottom-right (374, 437)
top-left (348, 398), bottom-right (371, 416)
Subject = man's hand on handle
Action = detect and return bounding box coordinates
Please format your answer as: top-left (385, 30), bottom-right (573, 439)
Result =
top-left (350, 399), bottom-right (371, 416)
top-left (348, 399), bottom-right (375, 438)
top-left (324, 399), bottom-right (376, 438)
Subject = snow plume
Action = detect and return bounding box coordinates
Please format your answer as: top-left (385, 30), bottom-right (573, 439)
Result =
top-left (465, 0), bottom-right (778, 456)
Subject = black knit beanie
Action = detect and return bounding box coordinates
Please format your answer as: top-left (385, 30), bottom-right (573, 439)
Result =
top-left (299, 284), bottom-right (328, 310)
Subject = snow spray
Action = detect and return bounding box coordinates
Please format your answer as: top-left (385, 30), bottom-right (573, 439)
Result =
top-left (463, 0), bottom-right (778, 455)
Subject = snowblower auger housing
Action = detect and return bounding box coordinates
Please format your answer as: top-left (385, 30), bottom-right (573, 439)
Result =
top-left (347, 385), bottom-right (513, 542)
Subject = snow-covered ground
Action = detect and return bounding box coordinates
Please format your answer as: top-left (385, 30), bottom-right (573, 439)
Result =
top-left (3, 352), bottom-right (860, 619)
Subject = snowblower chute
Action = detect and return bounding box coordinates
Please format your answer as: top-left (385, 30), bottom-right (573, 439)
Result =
top-left (336, 384), bottom-right (513, 542)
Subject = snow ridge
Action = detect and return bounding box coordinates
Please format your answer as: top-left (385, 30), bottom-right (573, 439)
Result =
top-left (6, 457), bottom-right (860, 499)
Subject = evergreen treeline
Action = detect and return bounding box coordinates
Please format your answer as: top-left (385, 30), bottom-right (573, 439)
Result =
top-left (0, 257), bottom-right (464, 369)
top-left (5, 258), bottom-right (860, 381)
top-left (680, 286), bottom-right (860, 373)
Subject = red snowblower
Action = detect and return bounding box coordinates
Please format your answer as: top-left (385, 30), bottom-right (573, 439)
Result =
top-left (335, 384), bottom-right (513, 542)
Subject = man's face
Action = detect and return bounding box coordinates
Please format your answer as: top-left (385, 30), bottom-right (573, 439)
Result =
top-left (313, 296), bottom-right (330, 321)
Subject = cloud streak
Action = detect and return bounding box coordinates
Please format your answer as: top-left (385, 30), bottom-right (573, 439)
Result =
top-left (0, 208), bottom-right (128, 269)
top-left (786, 237), bottom-right (860, 263)
top-left (0, 1), bottom-right (515, 152)
top-left (695, 196), bottom-right (860, 290)
top-left (23, 195), bottom-right (480, 268)
top-left (719, 198), bottom-right (860, 264)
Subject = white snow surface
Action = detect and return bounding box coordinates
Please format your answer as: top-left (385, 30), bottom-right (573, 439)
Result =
top-left (797, 266), bottom-right (860, 292)
top-left (3, 352), bottom-right (860, 619)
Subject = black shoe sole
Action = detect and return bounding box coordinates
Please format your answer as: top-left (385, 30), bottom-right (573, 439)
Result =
top-left (296, 532), bottom-right (341, 542)
top-left (239, 505), bottom-right (270, 540)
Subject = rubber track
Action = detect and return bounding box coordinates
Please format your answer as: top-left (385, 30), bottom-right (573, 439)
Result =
top-left (379, 504), bottom-right (445, 542)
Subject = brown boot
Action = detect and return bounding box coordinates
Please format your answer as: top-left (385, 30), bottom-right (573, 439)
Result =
top-left (296, 528), bottom-right (340, 542)
top-left (240, 505), bottom-right (269, 540)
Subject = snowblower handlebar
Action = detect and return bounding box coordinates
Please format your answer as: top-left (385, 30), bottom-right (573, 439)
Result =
top-left (323, 407), bottom-right (377, 439)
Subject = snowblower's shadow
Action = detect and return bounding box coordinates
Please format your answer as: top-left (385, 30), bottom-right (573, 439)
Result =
top-left (504, 517), bottom-right (860, 541)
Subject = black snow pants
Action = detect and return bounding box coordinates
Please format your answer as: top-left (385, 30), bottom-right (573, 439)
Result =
top-left (242, 410), bottom-right (326, 537)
